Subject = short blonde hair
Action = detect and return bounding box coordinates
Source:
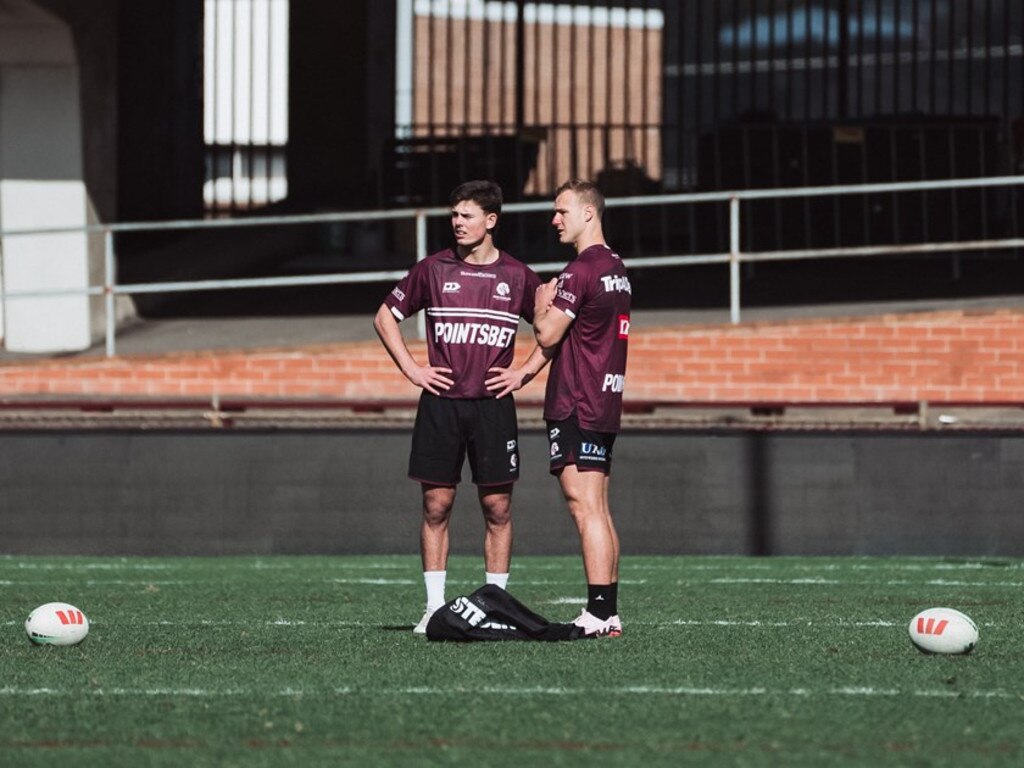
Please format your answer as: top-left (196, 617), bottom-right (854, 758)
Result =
top-left (556, 179), bottom-right (605, 217)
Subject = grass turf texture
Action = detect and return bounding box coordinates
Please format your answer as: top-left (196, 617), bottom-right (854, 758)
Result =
top-left (1, 555), bottom-right (1022, 767)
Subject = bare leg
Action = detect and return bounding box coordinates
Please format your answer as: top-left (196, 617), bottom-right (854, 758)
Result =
top-left (478, 484), bottom-right (513, 574)
top-left (420, 484), bottom-right (456, 571)
top-left (557, 465), bottom-right (618, 584)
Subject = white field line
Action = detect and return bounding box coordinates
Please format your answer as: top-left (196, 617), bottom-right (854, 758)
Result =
top-left (0, 685), bottom-right (1019, 699)
top-left (709, 578), bottom-right (1024, 587)
top-left (8, 577), bottom-right (1024, 589)
top-left (0, 617), bottom-right (1001, 628)
top-left (2, 561), bottom-right (1020, 574)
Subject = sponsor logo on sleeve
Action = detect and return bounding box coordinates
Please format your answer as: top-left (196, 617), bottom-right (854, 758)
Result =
top-left (618, 315), bottom-right (631, 339)
top-left (506, 440), bottom-right (517, 452)
top-left (600, 275), bottom-right (632, 294)
top-left (391, 287), bottom-right (406, 301)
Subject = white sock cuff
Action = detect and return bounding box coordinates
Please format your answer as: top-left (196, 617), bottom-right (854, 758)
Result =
top-left (424, 570), bottom-right (446, 609)
top-left (485, 571), bottom-right (509, 590)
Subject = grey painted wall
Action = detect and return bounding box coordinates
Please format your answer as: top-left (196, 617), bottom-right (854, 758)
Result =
top-left (1, 429), bottom-right (1021, 557)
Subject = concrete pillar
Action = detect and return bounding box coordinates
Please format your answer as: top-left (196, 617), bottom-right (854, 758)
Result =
top-left (0, 0), bottom-right (93, 352)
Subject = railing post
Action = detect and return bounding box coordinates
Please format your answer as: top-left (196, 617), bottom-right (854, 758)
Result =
top-left (104, 229), bottom-right (117, 358)
top-left (415, 210), bottom-right (427, 340)
top-left (729, 196), bottom-right (741, 324)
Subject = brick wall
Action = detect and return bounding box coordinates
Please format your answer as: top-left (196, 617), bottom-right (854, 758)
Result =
top-left (1, 309), bottom-right (1022, 402)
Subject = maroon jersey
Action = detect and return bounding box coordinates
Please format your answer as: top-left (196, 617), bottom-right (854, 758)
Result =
top-left (385, 248), bottom-right (543, 399)
top-left (544, 244), bottom-right (631, 432)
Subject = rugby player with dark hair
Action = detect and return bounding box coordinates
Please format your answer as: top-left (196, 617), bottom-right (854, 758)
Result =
top-left (533, 179), bottom-right (631, 638)
top-left (374, 180), bottom-right (549, 634)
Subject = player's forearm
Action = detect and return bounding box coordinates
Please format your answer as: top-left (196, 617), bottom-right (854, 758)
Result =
top-left (520, 344), bottom-right (553, 377)
top-left (533, 308), bottom-right (563, 349)
top-left (374, 305), bottom-right (420, 377)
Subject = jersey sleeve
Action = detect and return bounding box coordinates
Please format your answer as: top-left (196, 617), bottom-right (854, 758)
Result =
top-left (383, 260), bottom-right (430, 321)
top-left (550, 263), bottom-right (589, 320)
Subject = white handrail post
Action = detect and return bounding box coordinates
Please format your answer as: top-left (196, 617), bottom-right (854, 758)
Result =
top-left (415, 210), bottom-right (428, 340)
top-left (729, 196), bottom-right (741, 324)
top-left (104, 229), bottom-right (117, 357)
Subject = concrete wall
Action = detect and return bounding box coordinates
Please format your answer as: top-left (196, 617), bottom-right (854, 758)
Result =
top-left (1, 428), bottom-right (1020, 557)
top-left (0, 0), bottom-right (119, 352)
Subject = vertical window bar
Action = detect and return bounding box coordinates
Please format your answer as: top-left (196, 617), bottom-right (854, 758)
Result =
top-left (641, 0), bottom-right (650, 182)
top-left (731, 0), bottom-right (740, 116)
top-left (713, 0), bottom-right (724, 248)
top-left (855, 0), bottom-right (864, 117)
top-left (928, 0), bottom-right (937, 114)
top-left (823, 0), bottom-right (832, 118)
top-left (802, 0), bottom-right (811, 246)
top-left (604, 0), bottom-right (613, 179)
top-left (248, 0), bottom-right (256, 210)
top-left (569, 3), bottom-right (577, 181)
top-left (893, 0), bottom-right (901, 113)
top-left (445, 0), bottom-right (453, 135)
top-left (588, 0), bottom-right (596, 183)
top-left (785, 0), bottom-right (794, 120)
top-left (1008, 0), bottom-right (1020, 238)
top-left (750, 0), bottom-right (759, 113)
top-left (873, 0), bottom-right (882, 116)
top-left (804, 0), bottom-right (813, 119)
top-left (947, 0), bottom-right (955, 114)
top-left (983, 0), bottom-right (993, 115)
top-left (689, 0), bottom-right (701, 249)
top-left (768, 0), bottom-right (782, 249)
top-left (890, 0), bottom-right (901, 244)
top-left (549, 2), bottom-right (557, 192)
top-left (266, 0), bottom-right (273, 206)
top-left (965, 0), bottom-right (974, 115)
top-left (229, 0), bottom-right (238, 215)
top-left (910, 0), bottom-right (918, 112)
top-left (211, 0), bottom-right (219, 214)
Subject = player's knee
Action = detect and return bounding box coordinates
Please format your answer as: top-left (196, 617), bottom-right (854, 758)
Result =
top-left (480, 498), bottom-right (511, 528)
top-left (422, 499), bottom-right (453, 525)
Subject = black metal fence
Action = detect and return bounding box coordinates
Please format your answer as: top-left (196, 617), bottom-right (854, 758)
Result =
top-left (390, 0), bottom-right (1023, 258)
top-left (201, 2), bottom-right (1024, 266)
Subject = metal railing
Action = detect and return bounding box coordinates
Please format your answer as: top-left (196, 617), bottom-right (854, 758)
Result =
top-left (1, 175), bottom-right (1023, 358)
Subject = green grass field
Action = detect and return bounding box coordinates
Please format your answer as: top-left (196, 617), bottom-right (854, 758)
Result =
top-left (2, 554), bottom-right (1022, 766)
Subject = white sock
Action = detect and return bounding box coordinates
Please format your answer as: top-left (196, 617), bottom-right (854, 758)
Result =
top-left (424, 570), bottom-right (446, 611)
top-left (485, 571), bottom-right (509, 590)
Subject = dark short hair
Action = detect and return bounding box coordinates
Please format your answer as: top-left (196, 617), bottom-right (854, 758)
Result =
top-left (555, 179), bottom-right (605, 217)
top-left (450, 180), bottom-right (503, 216)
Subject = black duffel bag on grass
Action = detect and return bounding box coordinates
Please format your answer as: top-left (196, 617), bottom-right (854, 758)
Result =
top-left (426, 584), bottom-right (586, 642)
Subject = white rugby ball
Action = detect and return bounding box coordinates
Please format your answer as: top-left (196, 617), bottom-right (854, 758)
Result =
top-left (908, 607), bottom-right (977, 655)
top-left (25, 602), bottom-right (90, 646)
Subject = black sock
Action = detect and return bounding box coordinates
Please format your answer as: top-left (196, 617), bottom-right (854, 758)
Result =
top-left (587, 583), bottom-right (614, 620)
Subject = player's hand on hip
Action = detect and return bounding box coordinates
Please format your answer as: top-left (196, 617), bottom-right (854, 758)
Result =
top-left (485, 366), bottom-right (532, 399)
top-left (407, 365), bottom-right (454, 395)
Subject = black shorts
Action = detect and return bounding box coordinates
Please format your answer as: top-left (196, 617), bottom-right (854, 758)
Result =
top-left (546, 414), bottom-right (617, 475)
top-left (409, 392), bottom-right (520, 487)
